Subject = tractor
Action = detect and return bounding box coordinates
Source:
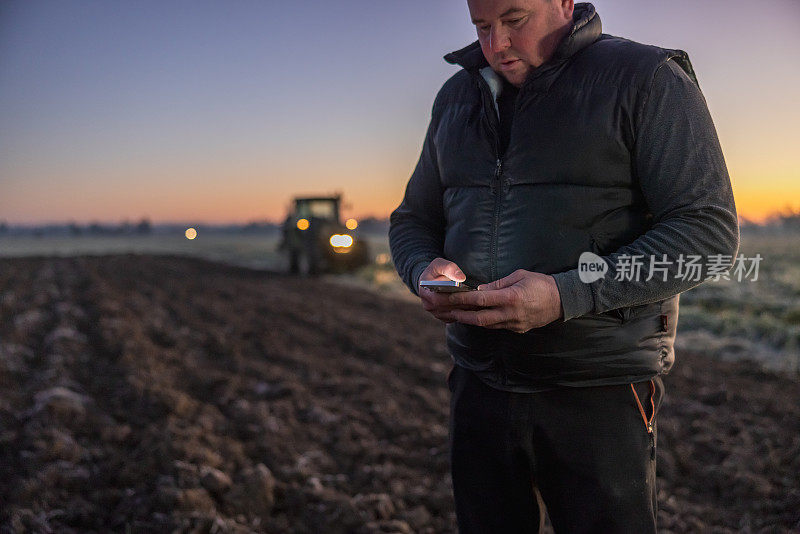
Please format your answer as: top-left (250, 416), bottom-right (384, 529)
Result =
top-left (279, 195), bottom-right (370, 275)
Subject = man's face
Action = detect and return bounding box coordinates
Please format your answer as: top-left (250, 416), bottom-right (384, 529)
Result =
top-left (467, 0), bottom-right (574, 87)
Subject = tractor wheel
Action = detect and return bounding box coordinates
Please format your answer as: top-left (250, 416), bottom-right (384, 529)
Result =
top-left (297, 251), bottom-right (318, 277)
top-left (289, 250), bottom-right (300, 274)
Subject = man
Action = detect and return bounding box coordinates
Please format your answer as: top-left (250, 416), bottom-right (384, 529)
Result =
top-left (389, 0), bottom-right (738, 532)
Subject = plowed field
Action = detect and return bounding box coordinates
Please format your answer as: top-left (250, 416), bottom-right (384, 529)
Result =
top-left (0, 255), bottom-right (797, 533)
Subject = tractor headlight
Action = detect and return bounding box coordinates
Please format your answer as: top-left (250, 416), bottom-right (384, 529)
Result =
top-left (329, 234), bottom-right (353, 252)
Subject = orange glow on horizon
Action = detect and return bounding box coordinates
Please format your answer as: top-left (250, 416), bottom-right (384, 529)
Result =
top-left (2, 170), bottom-right (797, 226)
top-left (730, 185), bottom-right (800, 224)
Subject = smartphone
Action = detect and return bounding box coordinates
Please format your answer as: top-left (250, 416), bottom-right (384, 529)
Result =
top-left (420, 280), bottom-right (476, 293)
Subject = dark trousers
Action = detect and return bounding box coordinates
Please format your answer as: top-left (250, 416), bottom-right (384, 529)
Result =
top-left (447, 364), bottom-right (665, 534)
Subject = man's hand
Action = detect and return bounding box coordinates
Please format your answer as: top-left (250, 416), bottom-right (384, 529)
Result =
top-left (418, 258), bottom-right (479, 323)
top-left (447, 270), bottom-right (564, 333)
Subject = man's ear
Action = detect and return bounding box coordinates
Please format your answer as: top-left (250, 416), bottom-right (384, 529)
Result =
top-left (559, 0), bottom-right (574, 20)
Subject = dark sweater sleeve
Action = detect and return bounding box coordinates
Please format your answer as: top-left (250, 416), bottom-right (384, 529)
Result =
top-left (389, 107), bottom-right (446, 296)
top-left (552, 59), bottom-right (740, 320)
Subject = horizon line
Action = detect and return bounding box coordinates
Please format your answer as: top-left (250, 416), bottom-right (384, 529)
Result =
top-left (3, 212), bottom-right (800, 229)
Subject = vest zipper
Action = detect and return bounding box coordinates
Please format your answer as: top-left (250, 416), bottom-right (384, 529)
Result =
top-left (477, 73), bottom-right (528, 282)
top-left (475, 74), bottom-right (504, 283)
top-left (476, 74), bottom-right (508, 384)
top-left (491, 157), bottom-right (506, 385)
top-left (490, 158), bottom-right (503, 282)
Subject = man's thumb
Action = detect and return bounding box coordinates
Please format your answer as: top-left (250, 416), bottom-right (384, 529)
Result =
top-left (439, 262), bottom-right (466, 282)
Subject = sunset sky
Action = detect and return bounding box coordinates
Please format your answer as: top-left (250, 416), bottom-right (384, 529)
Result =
top-left (1, 0), bottom-right (799, 224)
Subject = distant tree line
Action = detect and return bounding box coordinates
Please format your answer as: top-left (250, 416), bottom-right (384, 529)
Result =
top-left (355, 217), bottom-right (390, 234)
top-left (740, 207), bottom-right (800, 234)
top-left (67, 218), bottom-right (153, 235)
top-left (0, 218), bottom-right (153, 237)
top-left (0, 218), bottom-right (288, 237)
top-left (776, 208), bottom-right (800, 230)
top-left (1, 212), bottom-right (797, 238)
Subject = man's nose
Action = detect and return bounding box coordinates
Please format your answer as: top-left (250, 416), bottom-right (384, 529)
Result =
top-left (489, 25), bottom-right (511, 53)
